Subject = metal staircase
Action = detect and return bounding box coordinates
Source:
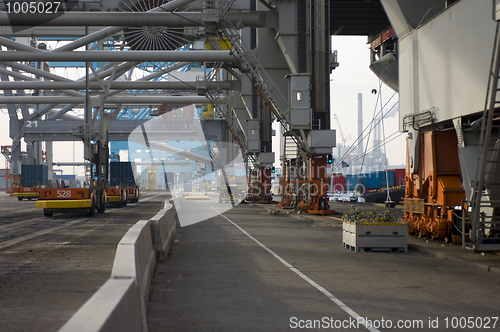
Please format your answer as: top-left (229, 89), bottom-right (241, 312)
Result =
top-left (212, 0), bottom-right (309, 157)
top-left (284, 136), bottom-right (299, 160)
top-left (470, 21), bottom-right (500, 251)
top-left (198, 3), bottom-right (248, 155)
top-left (202, 0), bottom-right (233, 24)
top-left (199, 45), bottom-right (248, 154)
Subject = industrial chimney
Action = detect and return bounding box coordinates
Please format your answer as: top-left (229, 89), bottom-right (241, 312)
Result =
top-left (357, 93), bottom-right (363, 159)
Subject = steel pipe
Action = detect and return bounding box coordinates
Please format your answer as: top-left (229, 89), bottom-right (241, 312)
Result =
top-left (53, 162), bottom-right (90, 166)
top-left (144, 141), bottom-right (213, 166)
top-left (48, 105), bottom-right (79, 121)
top-left (0, 12), bottom-right (269, 28)
top-left (0, 80), bottom-right (236, 90)
top-left (0, 95), bottom-right (210, 104)
top-left (27, 62), bottom-right (138, 121)
top-left (133, 161), bottom-right (190, 165)
top-left (44, 62), bottom-right (189, 121)
top-left (1, 61), bottom-right (72, 83)
top-left (0, 50), bottom-right (236, 62)
top-left (0, 35), bottom-right (42, 52)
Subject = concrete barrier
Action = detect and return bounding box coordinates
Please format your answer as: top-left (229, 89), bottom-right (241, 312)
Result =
top-left (111, 220), bottom-right (156, 331)
top-left (59, 201), bottom-right (177, 332)
top-left (59, 278), bottom-right (142, 332)
top-left (172, 193), bottom-right (182, 214)
top-left (150, 202), bottom-right (177, 261)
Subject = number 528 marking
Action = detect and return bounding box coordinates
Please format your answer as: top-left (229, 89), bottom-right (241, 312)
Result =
top-left (57, 190), bottom-right (71, 198)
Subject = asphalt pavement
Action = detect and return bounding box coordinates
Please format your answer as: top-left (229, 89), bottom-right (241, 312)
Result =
top-left (147, 200), bottom-right (500, 332)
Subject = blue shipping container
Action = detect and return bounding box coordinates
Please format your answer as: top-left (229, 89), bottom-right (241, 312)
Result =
top-left (345, 174), bottom-right (365, 191)
top-left (379, 170), bottom-right (396, 188)
top-left (109, 162), bottom-right (136, 187)
top-left (363, 172), bottom-right (381, 190)
top-left (21, 165), bottom-right (48, 187)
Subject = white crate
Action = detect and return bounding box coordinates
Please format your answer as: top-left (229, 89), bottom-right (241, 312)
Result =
top-left (343, 222), bottom-right (408, 253)
top-left (342, 221), bottom-right (354, 248)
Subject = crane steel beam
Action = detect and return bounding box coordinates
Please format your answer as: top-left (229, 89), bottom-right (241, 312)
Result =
top-left (133, 161), bottom-right (190, 165)
top-left (44, 62), bottom-right (189, 121)
top-left (22, 118), bottom-right (227, 142)
top-left (0, 95), bottom-right (210, 105)
top-left (0, 12), bottom-right (270, 28)
top-left (0, 35), bottom-right (43, 52)
top-left (30, 62), bottom-right (188, 121)
top-left (0, 80), bottom-right (237, 91)
top-left (0, 26), bottom-right (104, 38)
top-left (143, 141), bottom-right (214, 166)
top-left (51, 0), bottom-right (197, 53)
top-left (0, 51), bottom-right (236, 62)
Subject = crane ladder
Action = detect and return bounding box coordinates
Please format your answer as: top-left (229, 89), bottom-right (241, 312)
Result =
top-left (215, 0), bottom-right (309, 157)
top-left (470, 21), bottom-right (500, 251)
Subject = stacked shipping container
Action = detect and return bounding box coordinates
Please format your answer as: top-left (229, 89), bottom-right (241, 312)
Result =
top-left (20, 165), bottom-right (48, 187)
top-left (0, 169), bottom-right (6, 190)
top-left (393, 168), bottom-right (405, 185)
top-left (109, 162), bottom-right (136, 187)
top-left (328, 168), bottom-right (404, 192)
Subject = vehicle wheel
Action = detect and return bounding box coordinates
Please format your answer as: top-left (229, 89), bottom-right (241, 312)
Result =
top-left (18, 197), bottom-right (22, 201)
top-left (97, 192), bottom-right (106, 213)
top-left (86, 207), bottom-right (95, 217)
top-left (86, 199), bottom-right (96, 217)
top-left (43, 209), bottom-right (53, 217)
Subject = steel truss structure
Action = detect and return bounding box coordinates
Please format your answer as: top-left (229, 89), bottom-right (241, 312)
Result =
top-left (0, 0), bottom-right (340, 213)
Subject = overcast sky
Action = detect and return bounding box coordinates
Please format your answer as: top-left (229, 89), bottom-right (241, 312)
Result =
top-left (329, 35), bottom-right (406, 167)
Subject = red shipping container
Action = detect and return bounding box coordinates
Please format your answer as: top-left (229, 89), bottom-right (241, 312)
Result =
top-left (329, 174), bottom-right (346, 192)
top-left (393, 168), bottom-right (405, 185)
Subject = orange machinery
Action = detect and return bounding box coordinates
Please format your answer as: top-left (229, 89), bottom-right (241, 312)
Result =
top-left (297, 157), bottom-right (335, 215)
top-left (247, 167), bottom-right (273, 203)
top-left (127, 187), bottom-right (140, 203)
top-left (403, 131), bottom-right (466, 244)
top-left (1, 145), bottom-right (18, 195)
top-left (36, 188), bottom-right (106, 217)
top-left (13, 186), bottom-right (39, 201)
top-left (279, 158), bottom-right (335, 215)
top-left (278, 160), bottom-right (293, 208)
top-left (106, 187), bottom-right (128, 207)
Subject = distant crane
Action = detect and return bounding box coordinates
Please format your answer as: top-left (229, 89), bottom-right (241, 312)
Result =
top-left (333, 114), bottom-right (350, 147)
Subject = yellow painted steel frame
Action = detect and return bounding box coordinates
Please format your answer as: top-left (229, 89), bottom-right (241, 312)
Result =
top-left (13, 192), bottom-right (39, 198)
top-left (36, 199), bottom-right (92, 209)
top-left (108, 196), bottom-right (121, 202)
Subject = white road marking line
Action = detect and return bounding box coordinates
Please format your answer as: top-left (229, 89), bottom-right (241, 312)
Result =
top-left (0, 217), bottom-right (89, 250)
top-left (0, 217), bottom-right (47, 233)
top-left (207, 203), bottom-right (381, 332)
